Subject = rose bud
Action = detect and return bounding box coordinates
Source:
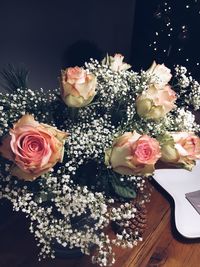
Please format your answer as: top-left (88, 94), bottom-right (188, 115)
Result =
top-left (136, 85), bottom-right (177, 120)
top-left (102, 53), bottom-right (131, 71)
top-left (105, 132), bottom-right (161, 176)
top-left (60, 66), bottom-right (97, 108)
top-left (147, 61), bottom-right (172, 88)
top-left (0, 114), bottom-right (68, 181)
top-left (159, 132), bottom-right (200, 170)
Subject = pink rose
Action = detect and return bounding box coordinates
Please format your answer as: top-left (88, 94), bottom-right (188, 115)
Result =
top-left (0, 114), bottom-right (68, 181)
top-left (136, 85), bottom-right (177, 120)
top-left (102, 53), bottom-right (131, 72)
top-left (105, 132), bottom-right (161, 176)
top-left (60, 66), bottom-right (97, 108)
top-left (65, 67), bottom-right (87, 84)
top-left (160, 132), bottom-right (200, 170)
top-left (147, 61), bottom-right (172, 88)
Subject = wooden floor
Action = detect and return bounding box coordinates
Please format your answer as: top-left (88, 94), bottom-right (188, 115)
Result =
top-left (0, 180), bottom-right (200, 267)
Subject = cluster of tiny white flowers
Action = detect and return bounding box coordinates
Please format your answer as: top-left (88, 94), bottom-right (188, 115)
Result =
top-left (179, 108), bottom-right (200, 131)
top-left (188, 80), bottom-right (200, 110)
top-left (174, 65), bottom-right (200, 110)
top-left (178, 74), bottom-right (190, 88)
top-left (175, 65), bottom-right (191, 88)
top-left (66, 116), bottom-right (116, 163)
top-left (86, 60), bottom-right (148, 113)
top-left (167, 108), bottom-right (200, 132)
top-left (175, 65), bottom-right (187, 76)
top-left (0, 88), bottom-right (59, 135)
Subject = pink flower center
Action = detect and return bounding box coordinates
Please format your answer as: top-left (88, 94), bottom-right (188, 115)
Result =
top-left (22, 135), bottom-right (44, 154)
top-left (135, 142), bottom-right (153, 163)
top-left (66, 67), bottom-right (86, 82)
top-left (12, 130), bottom-right (53, 168)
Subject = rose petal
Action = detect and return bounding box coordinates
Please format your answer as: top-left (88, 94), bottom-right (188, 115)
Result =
top-left (10, 164), bottom-right (52, 181)
top-left (13, 114), bottom-right (39, 129)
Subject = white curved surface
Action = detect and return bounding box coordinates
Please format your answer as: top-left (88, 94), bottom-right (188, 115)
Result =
top-left (154, 161), bottom-right (200, 238)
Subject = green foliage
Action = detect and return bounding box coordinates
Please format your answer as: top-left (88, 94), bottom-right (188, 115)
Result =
top-left (111, 174), bottom-right (136, 199)
top-left (0, 63), bottom-right (29, 92)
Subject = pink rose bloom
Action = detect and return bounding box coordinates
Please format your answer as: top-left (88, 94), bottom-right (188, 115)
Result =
top-left (147, 61), bottom-right (172, 88)
top-left (160, 132), bottom-right (200, 170)
top-left (0, 114), bottom-right (68, 181)
top-left (102, 53), bottom-right (131, 72)
top-left (60, 66), bottom-right (97, 108)
top-left (105, 132), bottom-right (161, 176)
top-left (110, 54), bottom-right (131, 71)
top-left (136, 85), bottom-right (177, 120)
top-left (66, 67), bottom-right (87, 84)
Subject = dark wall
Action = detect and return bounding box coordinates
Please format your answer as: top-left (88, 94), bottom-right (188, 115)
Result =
top-left (0, 0), bottom-right (136, 90)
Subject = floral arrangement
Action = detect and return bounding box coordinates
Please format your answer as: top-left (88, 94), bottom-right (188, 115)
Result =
top-left (0, 54), bottom-right (200, 266)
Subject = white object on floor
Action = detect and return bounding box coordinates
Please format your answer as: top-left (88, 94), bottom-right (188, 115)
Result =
top-left (154, 161), bottom-right (200, 238)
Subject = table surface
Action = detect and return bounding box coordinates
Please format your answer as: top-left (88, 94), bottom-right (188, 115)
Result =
top-left (0, 180), bottom-right (200, 267)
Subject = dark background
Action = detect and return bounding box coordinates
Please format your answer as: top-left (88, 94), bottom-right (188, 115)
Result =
top-left (132, 0), bottom-right (200, 79)
top-left (0, 0), bottom-right (199, 87)
top-left (0, 0), bottom-right (136, 90)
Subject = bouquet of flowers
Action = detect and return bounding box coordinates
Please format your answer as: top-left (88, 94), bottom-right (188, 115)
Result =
top-left (0, 54), bottom-right (200, 266)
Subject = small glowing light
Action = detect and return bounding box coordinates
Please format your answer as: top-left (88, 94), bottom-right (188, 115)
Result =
top-left (163, 49), bottom-right (166, 52)
top-left (186, 59), bottom-right (189, 61)
top-left (182, 25), bottom-right (186, 29)
top-left (166, 23), bottom-right (171, 26)
top-left (197, 63), bottom-right (199, 66)
top-left (153, 41), bottom-right (157, 44)
top-left (156, 32), bottom-right (159, 36)
top-left (154, 48), bottom-right (157, 51)
top-left (170, 28), bottom-right (173, 31)
top-left (149, 44), bottom-right (152, 47)
top-left (168, 6), bottom-right (171, 10)
top-left (164, 8), bottom-right (167, 12)
top-left (168, 34), bottom-right (171, 37)
top-left (178, 48), bottom-right (182, 51)
top-left (186, 5), bottom-right (190, 8)
top-left (164, 2), bottom-right (168, 5)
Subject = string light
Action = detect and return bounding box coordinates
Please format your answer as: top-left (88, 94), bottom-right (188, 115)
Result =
top-left (148, 0), bottom-right (200, 71)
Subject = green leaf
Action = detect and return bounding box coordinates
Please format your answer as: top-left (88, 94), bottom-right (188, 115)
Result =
top-left (157, 133), bottom-right (174, 146)
top-left (111, 177), bottom-right (136, 199)
top-left (34, 191), bottom-right (54, 203)
top-left (0, 63), bottom-right (29, 92)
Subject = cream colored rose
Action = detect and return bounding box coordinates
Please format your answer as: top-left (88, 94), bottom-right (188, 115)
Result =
top-left (160, 132), bottom-right (200, 170)
top-left (60, 66), bottom-right (97, 108)
top-left (147, 61), bottom-right (172, 88)
top-left (0, 114), bottom-right (68, 181)
top-left (102, 53), bottom-right (131, 71)
top-left (105, 132), bottom-right (161, 176)
top-left (136, 85), bottom-right (177, 120)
